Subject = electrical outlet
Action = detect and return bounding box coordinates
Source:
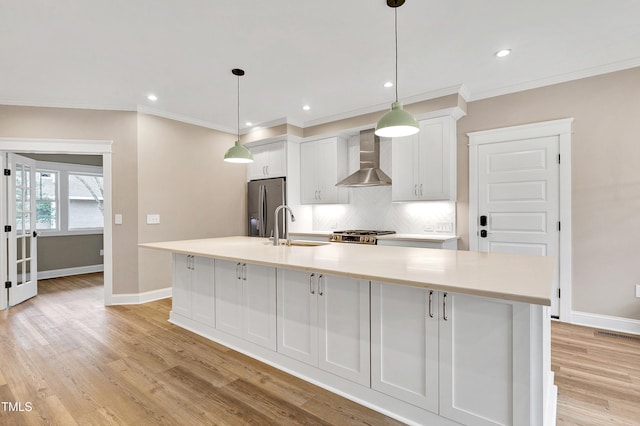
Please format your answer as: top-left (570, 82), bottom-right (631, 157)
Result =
top-left (146, 214), bottom-right (160, 225)
top-left (99, 249), bottom-right (104, 256)
top-left (114, 214), bottom-right (123, 225)
top-left (636, 284), bottom-right (640, 298)
top-left (424, 223), bottom-right (435, 232)
top-left (435, 222), bottom-right (453, 233)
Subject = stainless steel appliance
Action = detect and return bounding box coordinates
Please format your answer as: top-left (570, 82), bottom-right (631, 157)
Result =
top-left (329, 230), bottom-right (396, 245)
top-left (248, 177), bottom-right (286, 238)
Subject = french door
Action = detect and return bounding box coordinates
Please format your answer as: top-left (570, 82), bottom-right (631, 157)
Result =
top-left (3, 153), bottom-right (39, 307)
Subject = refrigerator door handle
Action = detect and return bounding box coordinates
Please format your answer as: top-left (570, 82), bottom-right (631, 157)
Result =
top-left (257, 184), bottom-right (264, 237)
top-left (260, 184), bottom-right (268, 237)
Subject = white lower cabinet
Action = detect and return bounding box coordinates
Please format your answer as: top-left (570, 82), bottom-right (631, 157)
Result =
top-left (371, 281), bottom-right (440, 413)
top-left (371, 281), bottom-right (534, 426)
top-left (172, 254), bottom-right (215, 325)
top-left (277, 268), bottom-right (370, 386)
top-left (214, 259), bottom-right (277, 350)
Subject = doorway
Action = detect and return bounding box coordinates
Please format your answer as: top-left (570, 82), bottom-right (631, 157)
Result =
top-left (468, 119), bottom-right (572, 320)
top-left (0, 138), bottom-right (112, 310)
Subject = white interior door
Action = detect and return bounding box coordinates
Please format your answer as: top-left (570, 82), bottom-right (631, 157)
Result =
top-left (475, 137), bottom-right (560, 317)
top-left (6, 153), bottom-right (38, 306)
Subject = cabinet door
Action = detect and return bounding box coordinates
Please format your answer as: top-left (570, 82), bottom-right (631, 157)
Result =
top-left (243, 263), bottom-right (277, 350)
top-left (439, 293), bottom-right (531, 426)
top-left (316, 138), bottom-right (339, 203)
top-left (191, 256), bottom-right (215, 325)
top-left (264, 142), bottom-right (286, 178)
top-left (317, 274), bottom-right (370, 386)
top-left (214, 259), bottom-right (243, 337)
top-left (247, 146), bottom-right (267, 180)
top-left (172, 254), bottom-right (192, 318)
top-left (417, 117), bottom-right (452, 200)
top-left (391, 134), bottom-right (420, 202)
top-left (300, 142), bottom-right (318, 204)
top-left (371, 281), bottom-right (439, 413)
top-left (277, 268), bottom-right (318, 366)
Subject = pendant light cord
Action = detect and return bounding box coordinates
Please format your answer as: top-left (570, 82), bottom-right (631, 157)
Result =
top-left (237, 73), bottom-right (240, 142)
top-left (394, 6), bottom-right (398, 103)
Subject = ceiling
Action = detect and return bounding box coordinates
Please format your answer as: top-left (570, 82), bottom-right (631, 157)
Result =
top-left (2, 0), bottom-right (640, 134)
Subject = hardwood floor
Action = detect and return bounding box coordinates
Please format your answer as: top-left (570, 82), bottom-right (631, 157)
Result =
top-left (1, 274), bottom-right (639, 425)
top-left (0, 274), bottom-right (403, 425)
top-left (552, 321), bottom-right (640, 426)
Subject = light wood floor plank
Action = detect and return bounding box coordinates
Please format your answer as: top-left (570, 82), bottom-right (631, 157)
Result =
top-left (2, 273), bottom-right (639, 425)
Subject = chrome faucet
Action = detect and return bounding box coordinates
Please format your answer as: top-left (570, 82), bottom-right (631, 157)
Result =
top-left (273, 205), bottom-right (296, 245)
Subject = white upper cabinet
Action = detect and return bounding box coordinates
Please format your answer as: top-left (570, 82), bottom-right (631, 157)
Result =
top-left (300, 137), bottom-right (348, 204)
top-left (392, 116), bottom-right (457, 202)
top-left (247, 141), bottom-right (287, 180)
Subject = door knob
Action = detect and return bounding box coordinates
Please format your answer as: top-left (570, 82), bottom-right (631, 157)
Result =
top-left (480, 229), bottom-right (488, 238)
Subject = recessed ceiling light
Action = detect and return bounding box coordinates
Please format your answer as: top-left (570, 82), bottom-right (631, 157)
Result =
top-left (147, 94), bottom-right (158, 101)
top-left (245, 121), bottom-right (252, 126)
top-left (384, 82), bottom-right (393, 88)
top-left (302, 105), bottom-right (311, 111)
top-left (495, 49), bottom-right (511, 58)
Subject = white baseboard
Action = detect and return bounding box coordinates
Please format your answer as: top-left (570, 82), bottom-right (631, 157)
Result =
top-left (39, 264), bottom-right (104, 280)
top-left (571, 311), bottom-right (640, 335)
top-left (111, 287), bottom-right (172, 305)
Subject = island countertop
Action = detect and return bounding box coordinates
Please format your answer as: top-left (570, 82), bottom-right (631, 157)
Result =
top-left (139, 236), bottom-right (555, 306)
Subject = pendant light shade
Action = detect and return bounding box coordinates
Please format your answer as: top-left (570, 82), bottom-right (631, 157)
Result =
top-left (375, 101), bottom-right (419, 137)
top-left (224, 68), bottom-right (254, 163)
top-left (375, 0), bottom-right (419, 138)
top-left (224, 140), bottom-right (253, 163)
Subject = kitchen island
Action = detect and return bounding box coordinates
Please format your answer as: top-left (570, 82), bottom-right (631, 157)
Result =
top-left (140, 236), bottom-right (557, 426)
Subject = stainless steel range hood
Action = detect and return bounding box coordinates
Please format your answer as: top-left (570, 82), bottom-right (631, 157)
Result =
top-left (336, 129), bottom-right (391, 187)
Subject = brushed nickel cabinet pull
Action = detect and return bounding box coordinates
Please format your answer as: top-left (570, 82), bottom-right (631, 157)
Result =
top-left (309, 273), bottom-right (315, 294)
top-left (318, 274), bottom-right (324, 296)
top-left (443, 293), bottom-right (448, 321)
top-left (428, 290), bottom-right (434, 318)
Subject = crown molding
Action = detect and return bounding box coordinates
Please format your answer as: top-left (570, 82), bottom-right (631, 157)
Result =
top-left (301, 84), bottom-right (466, 128)
top-left (0, 97), bottom-right (133, 112)
top-left (136, 105), bottom-right (235, 134)
top-left (468, 57), bottom-right (640, 101)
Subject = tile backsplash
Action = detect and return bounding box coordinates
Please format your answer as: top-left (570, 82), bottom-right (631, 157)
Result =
top-left (312, 186), bottom-right (456, 234)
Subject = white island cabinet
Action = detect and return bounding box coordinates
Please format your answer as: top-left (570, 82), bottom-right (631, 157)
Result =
top-left (172, 253), bottom-right (214, 326)
top-left (141, 237), bottom-right (556, 426)
top-left (214, 259), bottom-right (277, 350)
top-left (277, 269), bottom-right (370, 386)
top-left (372, 281), bottom-right (545, 426)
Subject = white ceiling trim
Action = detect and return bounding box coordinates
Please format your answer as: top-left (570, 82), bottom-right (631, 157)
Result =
top-left (0, 97), bottom-right (134, 112)
top-left (136, 105), bottom-right (235, 135)
top-left (468, 57), bottom-right (640, 101)
top-left (301, 84), bottom-right (467, 129)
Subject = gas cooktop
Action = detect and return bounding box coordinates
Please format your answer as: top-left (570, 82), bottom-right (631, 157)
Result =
top-left (329, 230), bottom-right (395, 244)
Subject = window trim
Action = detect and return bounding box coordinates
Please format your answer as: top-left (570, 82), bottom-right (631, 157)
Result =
top-left (36, 161), bottom-right (104, 237)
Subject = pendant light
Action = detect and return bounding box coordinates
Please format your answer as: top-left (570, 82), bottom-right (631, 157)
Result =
top-left (375, 0), bottom-right (419, 138)
top-left (224, 68), bottom-right (254, 163)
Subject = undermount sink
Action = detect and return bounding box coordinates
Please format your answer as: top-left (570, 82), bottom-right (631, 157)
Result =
top-left (266, 238), bottom-right (330, 247)
top-left (286, 240), bottom-right (330, 247)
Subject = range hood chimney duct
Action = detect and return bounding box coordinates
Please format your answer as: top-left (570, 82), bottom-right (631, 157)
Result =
top-left (336, 129), bottom-right (392, 187)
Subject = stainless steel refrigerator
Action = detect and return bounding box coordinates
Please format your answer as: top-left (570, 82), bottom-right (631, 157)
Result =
top-left (248, 177), bottom-right (286, 238)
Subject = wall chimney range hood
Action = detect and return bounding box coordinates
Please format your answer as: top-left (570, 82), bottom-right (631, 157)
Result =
top-left (336, 129), bottom-right (391, 187)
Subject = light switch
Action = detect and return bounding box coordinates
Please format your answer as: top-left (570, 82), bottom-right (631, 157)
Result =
top-left (114, 214), bottom-right (123, 225)
top-left (147, 214), bottom-right (160, 225)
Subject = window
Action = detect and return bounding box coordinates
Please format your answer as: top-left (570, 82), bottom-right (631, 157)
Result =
top-left (36, 171), bottom-right (58, 230)
top-left (68, 173), bottom-right (104, 229)
top-left (35, 161), bottom-right (103, 235)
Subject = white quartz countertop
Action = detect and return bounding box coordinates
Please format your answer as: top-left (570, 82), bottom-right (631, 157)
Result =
top-left (139, 236), bottom-right (554, 306)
